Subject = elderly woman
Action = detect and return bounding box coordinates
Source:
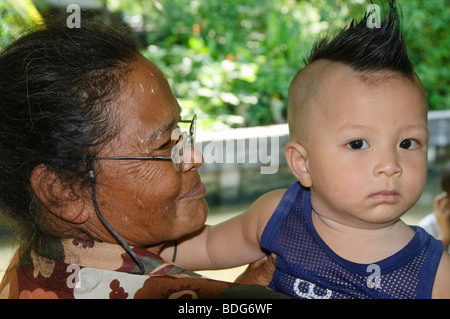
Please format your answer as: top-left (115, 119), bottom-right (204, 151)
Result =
top-left (0, 22), bottom-right (282, 299)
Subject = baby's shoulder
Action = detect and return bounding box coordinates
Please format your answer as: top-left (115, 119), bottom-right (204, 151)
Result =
top-left (254, 188), bottom-right (287, 216)
top-left (248, 188), bottom-right (287, 239)
top-left (258, 188), bottom-right (287, 204)
top-left (432, 251), bottom-right (450, 298)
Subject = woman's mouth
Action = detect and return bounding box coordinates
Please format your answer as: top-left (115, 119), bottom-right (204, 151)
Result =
top-left (180, 182), bottom-right (206, 201)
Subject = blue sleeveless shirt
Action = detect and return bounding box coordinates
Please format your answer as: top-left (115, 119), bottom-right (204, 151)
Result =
top-left (260, 182), bottom-right (444, 299)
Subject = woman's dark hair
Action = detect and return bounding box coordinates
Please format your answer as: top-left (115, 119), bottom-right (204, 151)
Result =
top-left (307, 0), bottom-right (413, 78)
top-left (0, 21), bottom-right (139, 236)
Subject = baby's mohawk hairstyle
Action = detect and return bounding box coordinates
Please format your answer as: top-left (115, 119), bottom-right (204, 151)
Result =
top-left (307, 0), bottom-right (413, 77)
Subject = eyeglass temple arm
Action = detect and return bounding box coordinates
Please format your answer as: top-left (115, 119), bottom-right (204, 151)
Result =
top-left (85, 159), bottom-right (145, 275)
top-left (86, 156), bottom-right (172, 161)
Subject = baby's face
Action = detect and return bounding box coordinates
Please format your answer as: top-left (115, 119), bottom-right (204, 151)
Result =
top-left (303, 63), bottom-right (428, 228)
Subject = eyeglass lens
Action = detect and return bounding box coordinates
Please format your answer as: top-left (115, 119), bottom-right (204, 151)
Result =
top-left (171, 116), bottom-right (196, 172)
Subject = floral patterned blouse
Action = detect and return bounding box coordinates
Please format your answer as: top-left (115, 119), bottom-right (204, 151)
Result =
top-left (0, 236), bottom-right (284, 299)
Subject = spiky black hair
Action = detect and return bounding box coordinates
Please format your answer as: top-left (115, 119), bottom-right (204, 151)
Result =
top-left (307, 0), bottom-right (413, 77)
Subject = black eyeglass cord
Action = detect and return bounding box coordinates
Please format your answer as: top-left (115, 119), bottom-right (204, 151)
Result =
top-left (86, 160), bottom-right (145, 275)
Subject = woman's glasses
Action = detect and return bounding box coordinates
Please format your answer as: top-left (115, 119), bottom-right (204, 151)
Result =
top-left (86, 114), bottom-right (197, 172)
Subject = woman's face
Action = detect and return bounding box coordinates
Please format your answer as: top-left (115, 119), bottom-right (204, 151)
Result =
top-left (90, 55), bottom-right (208, 247)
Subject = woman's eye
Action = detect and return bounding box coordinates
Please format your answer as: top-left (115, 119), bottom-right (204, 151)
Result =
top-left (347, 139), bottom-right (369, 150)
top-left (157, 139), bottom-right (172, 150)
top-left (400, 139), bottom-right (419, 150)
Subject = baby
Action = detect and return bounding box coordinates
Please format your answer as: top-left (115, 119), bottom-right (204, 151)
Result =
top-left (161, 0), bottom-right (450, 298)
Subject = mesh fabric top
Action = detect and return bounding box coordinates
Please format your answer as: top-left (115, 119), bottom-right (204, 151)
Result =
top-left (261, 182), bottom-right (443, 299)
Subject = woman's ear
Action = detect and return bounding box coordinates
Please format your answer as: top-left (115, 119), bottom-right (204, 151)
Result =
top-left (30, 164), bottom-right (89, 224)
top-left (285, 141), bottom-right (312, 188)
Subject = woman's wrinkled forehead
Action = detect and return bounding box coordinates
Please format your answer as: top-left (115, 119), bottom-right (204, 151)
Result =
top-left (111, 55), bottom-right (181, 145)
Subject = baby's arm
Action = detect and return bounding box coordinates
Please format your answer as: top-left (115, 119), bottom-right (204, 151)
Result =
top-left (434, 192), bottom-right (450, 250)
top-left (432, 251), bottom-right (450, 298)
top-left (160, 189), bottom-right (285, 270)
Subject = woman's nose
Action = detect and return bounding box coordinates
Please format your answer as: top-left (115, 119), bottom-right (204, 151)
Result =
top-left (181, 145), bottom-right (203, 172)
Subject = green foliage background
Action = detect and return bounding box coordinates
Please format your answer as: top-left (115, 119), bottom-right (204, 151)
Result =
top-left (1, 0), bottom-right (448, 130)
top-left (0, 0), bottom-right (42, 50)
top-left (107, 0), bottom-right (449, 129)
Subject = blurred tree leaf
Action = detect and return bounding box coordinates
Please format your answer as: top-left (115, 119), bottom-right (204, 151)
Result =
top-left (0, 0), bottom-right (43, 50)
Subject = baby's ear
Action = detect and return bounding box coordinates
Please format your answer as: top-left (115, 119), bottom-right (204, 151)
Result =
top-left (285, 141), bottom-right (312, 188)
top-left (30, 164), bottom-right (89, 224)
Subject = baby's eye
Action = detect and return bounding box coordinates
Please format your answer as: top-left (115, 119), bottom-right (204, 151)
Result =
top-left (347, 139), bottom-right (369, 150)
top-left (400, 139), bottom-right (419, 150)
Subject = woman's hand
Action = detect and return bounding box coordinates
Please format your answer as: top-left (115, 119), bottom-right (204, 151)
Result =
top-left (434, 192), bottom-right (450, 251)
top-left (234, 253), bottom-right (276, 286)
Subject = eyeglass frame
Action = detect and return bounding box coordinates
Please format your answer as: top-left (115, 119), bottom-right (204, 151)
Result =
top-left (85, 114), bottom-right (197, 173)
